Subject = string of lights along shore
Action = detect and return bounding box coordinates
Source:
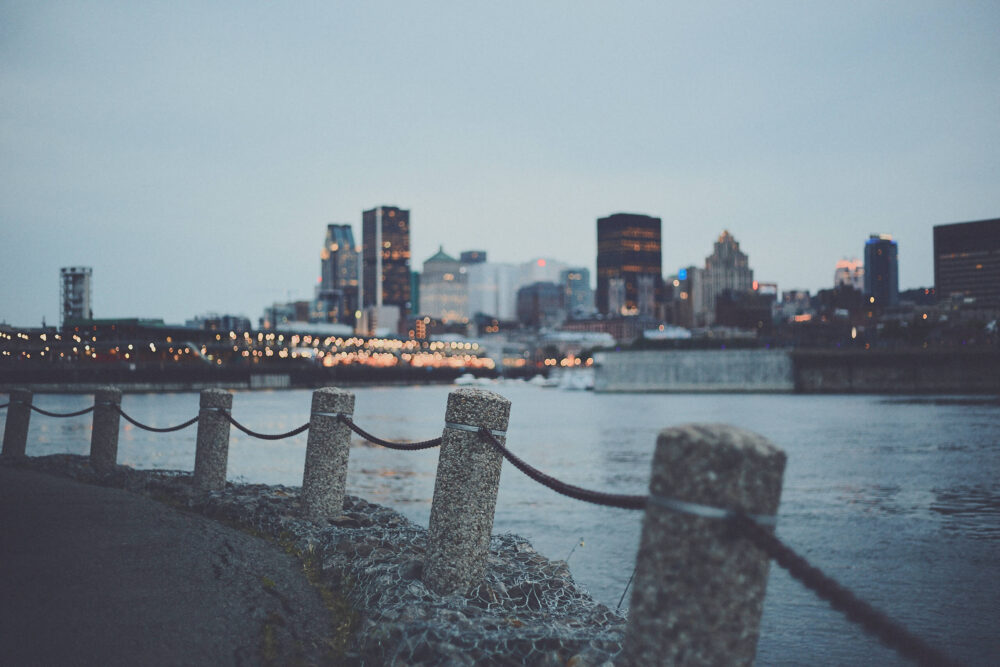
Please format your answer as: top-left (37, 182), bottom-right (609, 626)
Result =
top-left (3, 211), bottom-right (997, 374)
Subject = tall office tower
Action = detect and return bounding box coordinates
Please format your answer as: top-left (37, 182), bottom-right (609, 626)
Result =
top-left (702, 231), bottom-right (753, 324)
top-left (419, 247), bottom-right (469, 322)
top-left (362, 206), bottom-right (411, 314)
top-left (561, 267), bottom-right (594, 319)
top-left (596, 213), bottom-right (662, 317)
top-left (705, 231), bottom-right (754, 295)
top-left (834, 258), bottom-right (864, 291)
top-left (863, 234), bottom-right (899, 306)
top-left (314, 224), bottom-right (359, 324)
top-left (60, 266), bottom-right (93, 325)
top-left (934, 218), bottom-right (1000, 306)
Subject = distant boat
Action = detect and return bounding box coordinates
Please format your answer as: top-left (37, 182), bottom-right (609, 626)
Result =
top-left (528, 374), bottom-right (560, 388)
top-left (455, 373), bottom-right (496, 387)
top-left (559, 369), bottom-right (595, 391)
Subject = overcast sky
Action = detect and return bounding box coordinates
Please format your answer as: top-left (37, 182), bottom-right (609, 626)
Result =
top-left (1, 1), bottom-right (998, 326)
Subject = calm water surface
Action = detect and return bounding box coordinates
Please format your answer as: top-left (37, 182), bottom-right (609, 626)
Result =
top-left (6, 385), bottom-right (998, 666)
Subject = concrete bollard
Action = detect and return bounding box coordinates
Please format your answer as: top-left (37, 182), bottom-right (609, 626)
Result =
top-left (301, 387), bottom-right (355, 521)
top-left (1, 388), bottom-right (33, 458)
top-left (424, 388), bottom-right (511, 595)
top-left (90, 386), bottom-right (122, 474)
top-left (193, 389), bottom-right (233, 490)
top-left (621, 424), bottom-right (786, 666)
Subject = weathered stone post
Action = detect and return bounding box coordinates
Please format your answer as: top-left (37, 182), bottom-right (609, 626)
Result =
top-left (90, 386), bottom-right (122, 474)
top-left (1, 388), bottom-right (33, 458)
top-left (621, 424), bottom-right (786, 666)
top-left (424, 388), bottom-right (511, 595)
top-left (193, 388), bottom-right (233, 490)
top-left (301, 387), bottom-right (355, 521)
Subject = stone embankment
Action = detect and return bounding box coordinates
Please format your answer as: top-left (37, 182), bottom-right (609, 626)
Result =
top-left (594, 348), bottom-right (1000, 393)
top-left (5, 454), bottom-right (625, 666)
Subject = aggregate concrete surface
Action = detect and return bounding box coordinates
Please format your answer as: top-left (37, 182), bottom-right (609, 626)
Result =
top-left (0, 467), bottom-right (335, 666)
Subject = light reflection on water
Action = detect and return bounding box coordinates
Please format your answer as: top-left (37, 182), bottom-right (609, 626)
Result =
top-left (3, 387), bottom-right (998, 666)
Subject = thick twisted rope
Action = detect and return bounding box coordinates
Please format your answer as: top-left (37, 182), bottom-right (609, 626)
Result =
top-left (729, 512), bottom-right (958, 667)
top-left (476, 427), bottom-right (953, 665)
top-left (338, 415), bottom-right (443, 451)
top-left (477, 428), bottom-right (647, 510)
top-left (30, 404), bottom-right (95, 418)
top-left (219, 412), bottom-right (310, 441)
top-left (117, 407), bottom-right (199, 433)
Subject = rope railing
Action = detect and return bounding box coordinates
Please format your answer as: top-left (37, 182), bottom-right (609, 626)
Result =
top-left (477, 427), bottom-right (647, 510)
top-left (116, 407), bottom-right (199, 433)
top-left (3, 392), bottom-right (959, 665)
top-left (339, 414), bottom-right (443, 451)
top-left (469, 428), bottom-right (953, 666)
top-left (30, 404), bottom-right (95, 418)
top-left (729, 513), bottom-right (958, 667)
top-left (219, 411), bottom-right (310, 441)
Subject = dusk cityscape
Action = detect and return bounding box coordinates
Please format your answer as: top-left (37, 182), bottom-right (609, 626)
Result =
top-left (2, 4), bottom-right (998, 666)
top-left (2, 212), bottom-right (999, 384)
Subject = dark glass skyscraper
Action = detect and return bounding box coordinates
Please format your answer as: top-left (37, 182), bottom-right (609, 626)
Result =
top-left (934, 217), bottom-right (1000, 306)
top-left (362, 206), bottom-right (411, 314)
top-left (596, 213), bottom-right (662, 316)
top-left (863, 234), bottom-right (899, 307)
top-left (314, 224), bottom-right (359, 324)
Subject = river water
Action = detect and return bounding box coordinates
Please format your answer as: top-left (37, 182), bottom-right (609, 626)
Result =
top-left (6, 385), bottom-right (998, 665)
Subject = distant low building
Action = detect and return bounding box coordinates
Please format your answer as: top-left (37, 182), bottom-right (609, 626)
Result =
top-left (186, 313), bottom-right (252, 332)
top-left (516, 281), bottom-right (565, 329)
top-left (561, 267), bottom-right (594, 319)
top-left (834, 258), bottom-right (864, 291)
top-left (460, 250), bottom-right (487, 264)
top-left (714, 288), bottom-right (775, 334)
top-left (262, 301), bottom-right (311, 329)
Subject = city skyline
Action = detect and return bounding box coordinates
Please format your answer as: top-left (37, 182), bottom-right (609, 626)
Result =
top-left (2, 3), bottom-right (998, 326)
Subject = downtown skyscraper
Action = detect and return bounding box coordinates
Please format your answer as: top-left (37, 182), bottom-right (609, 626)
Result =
top-left (362, 206), bottom-right (412, 329)
top-left (314, 224), bottom-right (359, 325)
top-left (596, 213), bottom-right (662, 317)
top-left (864, 234), bottom-right (899, 307)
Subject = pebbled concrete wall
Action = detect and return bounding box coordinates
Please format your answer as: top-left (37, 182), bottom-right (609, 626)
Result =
top-left (594, 350), bottom-right (794, 393)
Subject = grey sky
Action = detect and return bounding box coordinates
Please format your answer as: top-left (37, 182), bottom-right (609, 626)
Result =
top-left (2, 1), bottom-right (998, 326)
